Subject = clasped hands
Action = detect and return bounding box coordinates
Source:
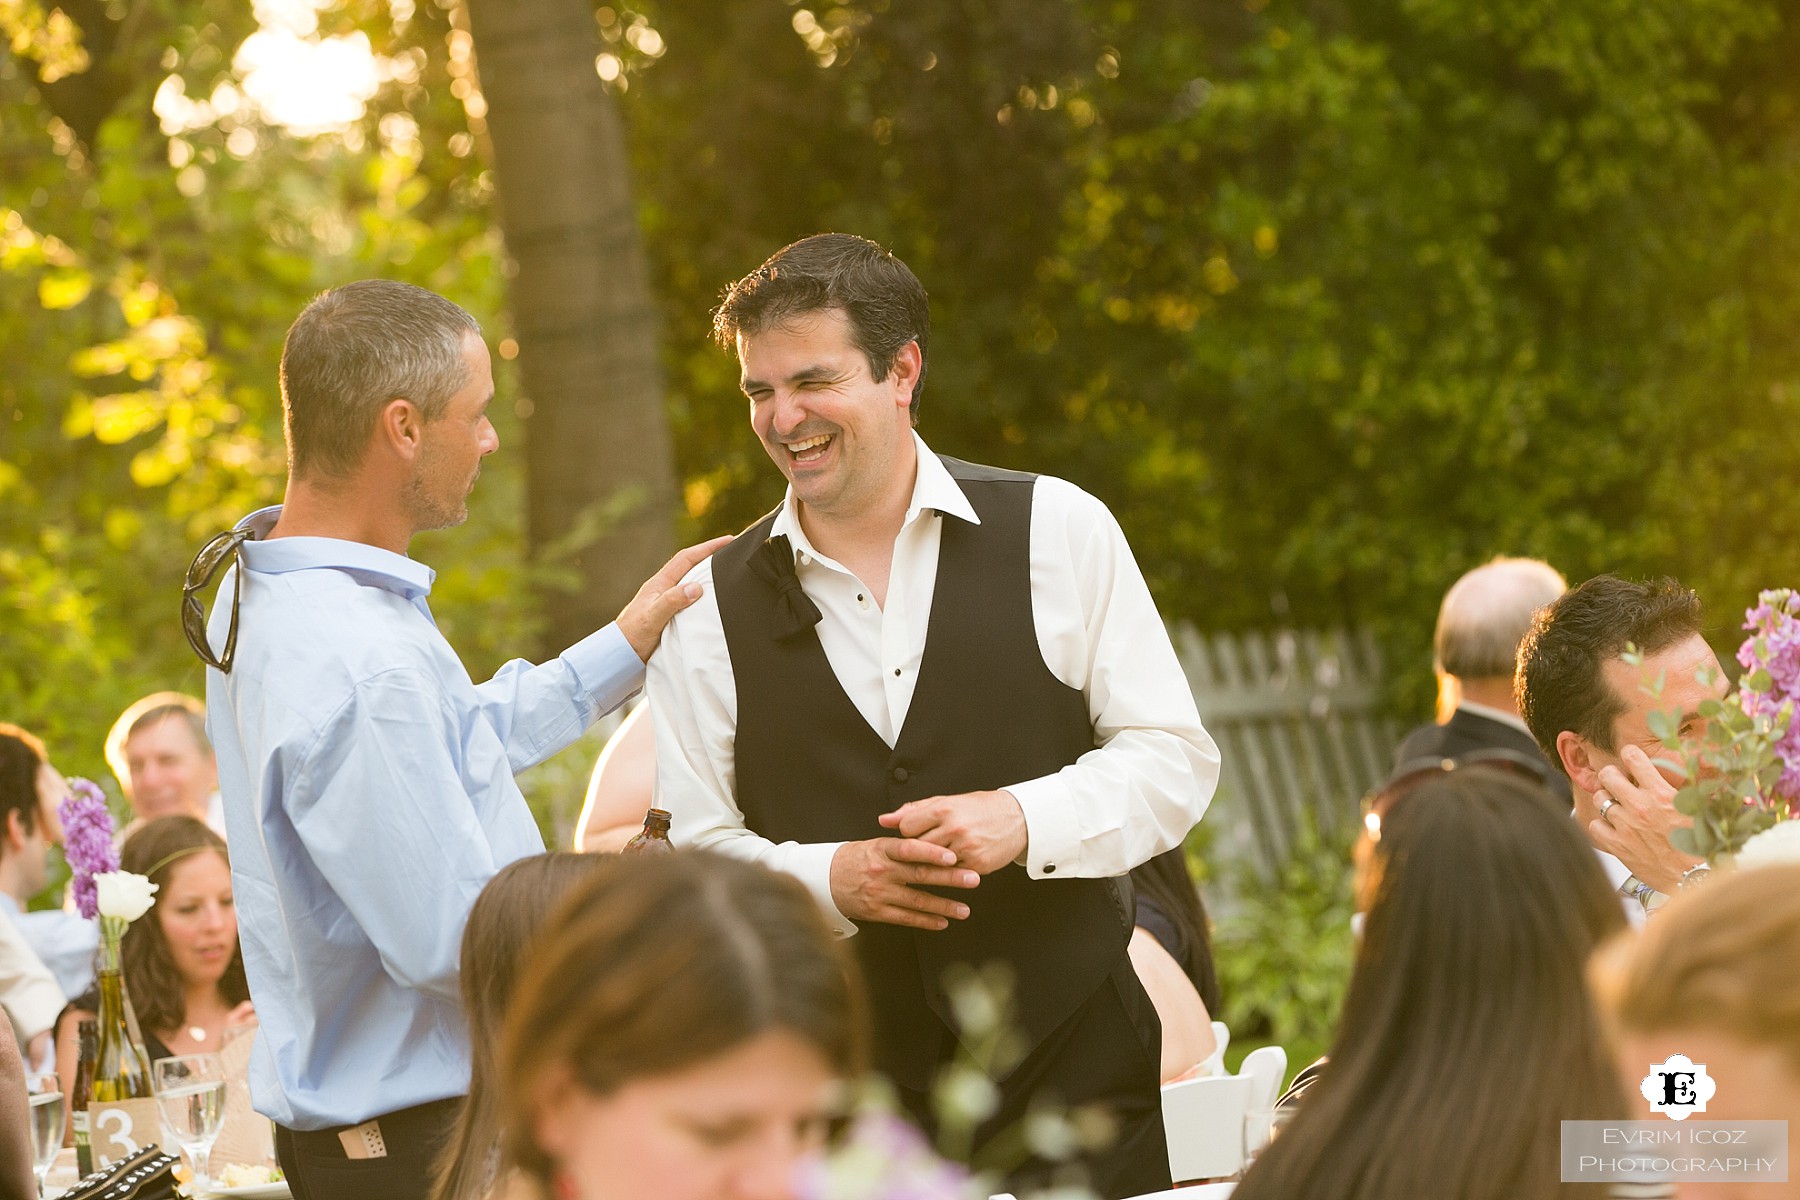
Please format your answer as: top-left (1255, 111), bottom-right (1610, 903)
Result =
top-left (827, 790), bottom-right (1027, 931)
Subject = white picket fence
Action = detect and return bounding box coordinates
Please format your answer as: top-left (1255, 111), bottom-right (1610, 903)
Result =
top-left (1171, 625), bottom-right (1404, 878)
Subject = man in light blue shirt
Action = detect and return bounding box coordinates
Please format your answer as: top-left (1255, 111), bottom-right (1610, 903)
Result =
top-left (198, 280), bottom-right (723, 1200)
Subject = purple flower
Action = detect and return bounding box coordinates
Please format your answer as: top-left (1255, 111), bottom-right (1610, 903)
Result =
top-left (58, 779), bottom-right (118, 920)
top-left (1739, 591), bottom-right (1800, 805)
top-left (793, 1112), bottom-right (979, 1200)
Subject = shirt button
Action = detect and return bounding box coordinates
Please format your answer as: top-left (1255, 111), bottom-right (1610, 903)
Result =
top-left (892, 668), bottom-right (901, 677)
top-left (1044, 863), bottom-right (1057, 874)
top-left (892, 767), bottom-right (909, 783)
top-left (798, 551), bottom-right (809, 565)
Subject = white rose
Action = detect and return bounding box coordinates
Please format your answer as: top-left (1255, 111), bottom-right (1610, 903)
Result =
top-left (1735, 821), bottom-right (1800, 871)
top-left (94, 871), bottom-right (159, 922)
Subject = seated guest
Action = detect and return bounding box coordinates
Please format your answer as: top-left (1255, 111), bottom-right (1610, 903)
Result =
top-left (1234, 766), bottom-right (1627, 1200)
top-left (0, 725), bottom-right (98, 999)
top-left (572, 704), bottom-right (656, 854)
top-left (104, 694), bottom-right (224, 839)
top-left (499, 852), bottom-right (865, 1200)
top-left (55, 817), bottom-right (253, 1099)
top-left (1516, 576), bottom-right (1722, 911)
top-left (431, 853), bottom-right (604, 1200)
top-left (1395, 557), bottom-right (1569, 804)
top-left (1593, 863), bottom-right (1800, 1132)
top-left (1128, 848), bottom-right (1220, 1081)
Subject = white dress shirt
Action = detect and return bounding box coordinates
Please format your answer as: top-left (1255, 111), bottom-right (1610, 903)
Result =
top-left (648, 434), bottom-right (1221, 932)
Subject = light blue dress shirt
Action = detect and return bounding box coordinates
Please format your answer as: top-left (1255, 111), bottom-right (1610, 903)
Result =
top-left (205, 506), bottom-right (643, 1130)
top-left (0, 896), bottom-right (96, 1001)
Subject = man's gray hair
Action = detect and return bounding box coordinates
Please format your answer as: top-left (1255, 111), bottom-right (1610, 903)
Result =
top-left (280, 280), bottom-right (481, 479)
top-left (1435, 557), bottom-right (1568, 680)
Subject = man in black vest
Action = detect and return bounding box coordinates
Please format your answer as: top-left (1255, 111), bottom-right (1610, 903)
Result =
top-left (646, 234), bottom-right (1220, 1197)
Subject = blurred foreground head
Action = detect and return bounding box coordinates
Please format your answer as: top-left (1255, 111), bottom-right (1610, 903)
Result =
top-left (1593, 863), bottom-right (1800, 1130)
top-left (1238, 767), bottom-right (1627, 1200)
top-left (500, 851), bottom-right (867, 1200)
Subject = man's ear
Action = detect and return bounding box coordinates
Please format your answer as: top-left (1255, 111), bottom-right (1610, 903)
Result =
top-left (1557, 730), bottom-right (1603, 795)
top-left (3, 809), bottom-right (28, 852)
top-left (378, 398), bottom-right (427, 462)
top-left (891, 341), bottom-right (923, 413)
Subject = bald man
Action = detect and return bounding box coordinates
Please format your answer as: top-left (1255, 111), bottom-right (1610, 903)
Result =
top-left (1394, 557), bottom-right (1569, 800)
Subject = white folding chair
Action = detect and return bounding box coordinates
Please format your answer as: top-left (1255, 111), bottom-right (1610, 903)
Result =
top-left (1191, 1018), bottom-right (1231, 1078)
top-left (1238, 1044), bottom-right (1289, 1112)
top-left (1161, 1070), bottom-right (1254, 1182)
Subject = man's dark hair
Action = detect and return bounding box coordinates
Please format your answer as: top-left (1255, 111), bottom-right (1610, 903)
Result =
top-left (281, 279), bottom-right (481, 479)
top-left (1515, 575), bottom-right (1705, 766)
top-left (0, 724), bottom-right (47, 840)
top-left (711, 233), bottom-right (930, 420)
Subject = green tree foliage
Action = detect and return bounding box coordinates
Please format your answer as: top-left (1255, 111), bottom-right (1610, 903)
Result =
top-left (0, 0), bottom-right (526, 793)
top-left (5, 0), bottom-right (1800, 843)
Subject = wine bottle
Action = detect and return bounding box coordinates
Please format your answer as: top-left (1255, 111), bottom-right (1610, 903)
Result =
top-left (71, 1018), bottom-right (96, 1175)
top-left (621, 808), bottom-right (675, 855)
top-left (88, 963), bottom-right (156, 1168)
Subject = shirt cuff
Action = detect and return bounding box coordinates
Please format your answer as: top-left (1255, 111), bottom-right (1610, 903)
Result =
top-left (787, 840), bottom-right (858, 938)
top-left (559, 622), bottom-right (646, 717)
top-left (1009, 775), bottom-right (1081, 878)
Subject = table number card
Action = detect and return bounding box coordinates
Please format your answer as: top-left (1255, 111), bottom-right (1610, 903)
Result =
top-left (89, 1098), bottom-right (162, 1169)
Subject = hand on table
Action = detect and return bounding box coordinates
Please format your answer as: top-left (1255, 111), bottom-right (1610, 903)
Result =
top-left (617, 536), bottom-right (734, 662)
top-left (1591, 744), bottom-right (1702, 894)
top-left (829, 838), bottom-right (980, 931)
top-left (879, 789), bottom-right (1028, 876)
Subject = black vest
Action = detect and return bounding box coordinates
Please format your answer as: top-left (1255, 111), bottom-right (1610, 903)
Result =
top-left (713, 457), bottom-right (1132, 1089)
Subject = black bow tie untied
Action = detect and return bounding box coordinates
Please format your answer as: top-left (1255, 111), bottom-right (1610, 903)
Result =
top-left (748, 534), bottom-right (822, 640)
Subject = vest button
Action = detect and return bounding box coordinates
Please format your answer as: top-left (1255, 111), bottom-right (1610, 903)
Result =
top-left (892, 767), bottom-right (909, 783)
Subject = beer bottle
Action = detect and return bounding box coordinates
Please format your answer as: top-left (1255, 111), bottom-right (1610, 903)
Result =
top-left (621, 808), bottom-right (675, 855)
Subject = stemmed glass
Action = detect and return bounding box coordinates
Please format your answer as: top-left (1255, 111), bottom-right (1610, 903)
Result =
top-left (153, 1054), bottom-right (225, 1192)
top-left (24, 1072), bottom-right (63, 1197)
top-left (1241, 1106), bottom-right (1294, 1176)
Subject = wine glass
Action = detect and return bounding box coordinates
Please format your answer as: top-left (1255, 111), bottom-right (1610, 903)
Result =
top-left (1241, 1106), bottom-right (1293, 1175)
top-left (152, 1054), bottom-right (225, 1191)
top-left (24, 1072), bottom-right (63, 1197)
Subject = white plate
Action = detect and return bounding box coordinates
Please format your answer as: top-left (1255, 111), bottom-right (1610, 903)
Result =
top-left (199, 1183), bottom-right (290, 1199)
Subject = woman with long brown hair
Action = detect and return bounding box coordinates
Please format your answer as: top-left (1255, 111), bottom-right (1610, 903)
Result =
top-left (497, 851), bottom-right (866, 1200)
top-left (430, 852), bottom-right (603, 1200)
top-left (56, 816), bottom-right (253, 1099)
top-left (1233, 767), bottom-right (1628, 1200)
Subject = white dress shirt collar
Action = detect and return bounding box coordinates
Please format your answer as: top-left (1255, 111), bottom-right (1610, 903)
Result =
top-left (769, 432), bottom-right (981, 564)
top-left (1456, 698), bottom-right (1533, 737)
top-left (234, 504), bottom-right (436, 599)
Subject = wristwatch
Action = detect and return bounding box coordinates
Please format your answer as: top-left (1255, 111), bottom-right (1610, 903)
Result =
top-left (1678, 862), bottom-right (1713, 892)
